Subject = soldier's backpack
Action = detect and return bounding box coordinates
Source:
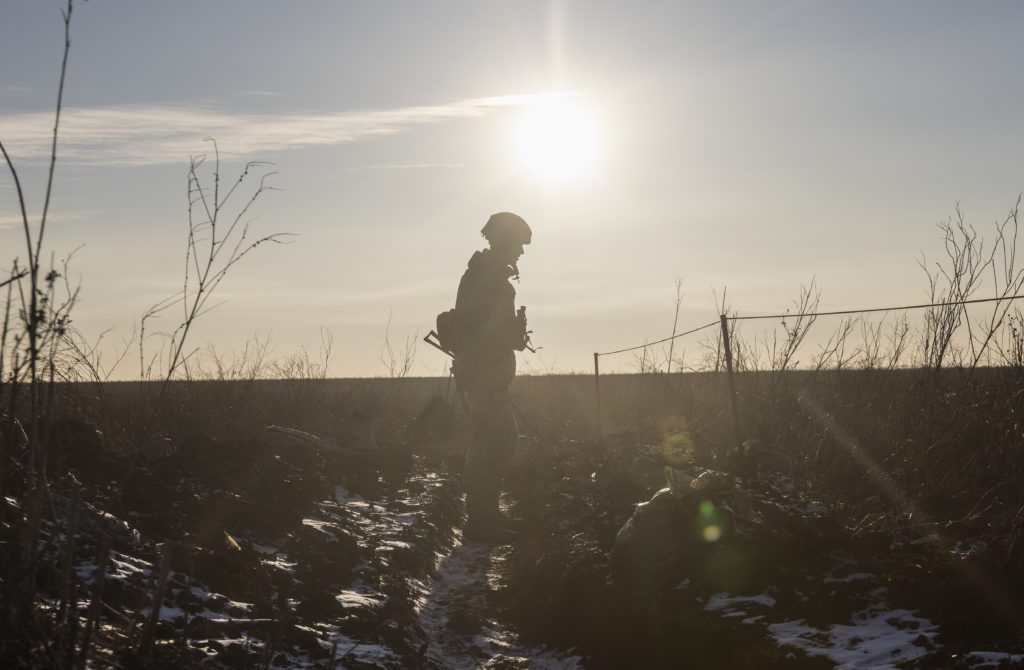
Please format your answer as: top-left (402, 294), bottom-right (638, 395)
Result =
top-left (435, 308), bottom-right (461, 354)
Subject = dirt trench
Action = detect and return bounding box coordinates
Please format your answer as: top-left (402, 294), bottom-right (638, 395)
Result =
top-left (26, 425), bottom-right (584, 669)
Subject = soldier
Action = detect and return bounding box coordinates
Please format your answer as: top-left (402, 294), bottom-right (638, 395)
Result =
top-left (454, 212), bottom-right (532, 543)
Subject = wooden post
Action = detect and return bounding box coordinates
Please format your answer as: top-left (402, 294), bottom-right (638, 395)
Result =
top-left (719, 314), bottom-right (744, 455)
top-left (593, 352), bottom-right (602, 436)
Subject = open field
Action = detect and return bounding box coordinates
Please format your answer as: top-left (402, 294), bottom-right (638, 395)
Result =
top-left (6, 2), bottom-right (1024, 668)
top-left (2, 369), bottom-right (1023, 668)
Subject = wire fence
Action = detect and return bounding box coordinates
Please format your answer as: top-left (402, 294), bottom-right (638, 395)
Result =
top-left (590, 291), bottom-right (1024, 440)
top-left (594, 292), bottom-right (1024, 359)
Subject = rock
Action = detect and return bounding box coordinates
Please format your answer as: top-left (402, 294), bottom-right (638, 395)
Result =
top-left (611, 468), bottom-right (737, 587)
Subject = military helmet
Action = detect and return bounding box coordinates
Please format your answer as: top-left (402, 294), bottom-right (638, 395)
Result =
top-left (481, 212), bottom-right (531, 245)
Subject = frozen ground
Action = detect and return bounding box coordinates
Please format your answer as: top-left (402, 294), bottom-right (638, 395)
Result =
top-left (417, 535), bottom-right (583, 669)
top-left (18, 426), bottom-right (1024, 669)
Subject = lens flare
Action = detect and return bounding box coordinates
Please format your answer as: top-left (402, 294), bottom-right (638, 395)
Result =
top-left (661, 416), bottom-right (695, 466)
top-left (698, 499), bottom-right (725, 542)
top-left (702, 525), bottom-right (722, 542)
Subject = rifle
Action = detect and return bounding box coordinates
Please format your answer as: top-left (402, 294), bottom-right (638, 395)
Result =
top-left (422, 331), bottom-right (547, 444)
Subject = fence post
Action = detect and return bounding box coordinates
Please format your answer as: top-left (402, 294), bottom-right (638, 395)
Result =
top-left (719, 314), bottom-right (744, 455)
top-left (593, 352), bottom-right (602, 437)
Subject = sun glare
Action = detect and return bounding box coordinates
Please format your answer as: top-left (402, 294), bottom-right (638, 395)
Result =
top-left (517, 97), bottom-right (599, 182)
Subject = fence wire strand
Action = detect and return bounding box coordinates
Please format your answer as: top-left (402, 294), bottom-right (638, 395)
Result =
top-left (597, 319), bottom-right (719, 357)
top-left (596, 292), bottom-right (1024, 359)
top-left (729, 292), bottom-right (1024, 322)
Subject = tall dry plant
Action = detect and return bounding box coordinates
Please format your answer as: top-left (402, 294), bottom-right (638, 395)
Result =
top-left (380, 310), bottom-right (417, 402)
top-left (768, 279), bottom-right (820, 373)
top-left (918, 206), bottom-right (989, 370)
top-left (666, 277), bottom-right (684, 374)
top-left (813, 316), bottom-right (859, 370)
top-left (0, 0), bottom-right (80, 654)
top-left (965, 197), bottom-right (1024, 371)
top-left (137, 140), bottom-right (291, 433)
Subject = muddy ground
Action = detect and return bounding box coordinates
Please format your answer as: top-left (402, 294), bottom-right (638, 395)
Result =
top-left (6, 388), bottom-right (1024, 669)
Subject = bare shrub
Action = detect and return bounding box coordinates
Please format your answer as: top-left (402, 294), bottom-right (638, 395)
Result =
top-left (884, 314), bottom-right (911, 370)
top-left (813, 317), bottom-right (859, 371)
top-left (768, 279), bottom-right (820, 373)
top-left (380, 310), bottom-right (417, 401)
top-left (270, 326), bottom-right (335, 380)
top-left (632, 342), bottom-right (667, 374)
top-left (995, 307), bottom-right (1024, 367)
top-left (918, 206), bottom-right (990, 370)
top-left (966, 197), bottom-right (1024, 370)
top-left (183, 331), bottom-right (275, 382)
top-left (137, 141), bottom-right (291, 432)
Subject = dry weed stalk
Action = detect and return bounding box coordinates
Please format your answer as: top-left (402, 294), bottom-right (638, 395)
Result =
top-left (995, 307), bottom-right (1024, 367)
top-left (813, 316), bottom-right (859, 370)
top-left (271, 326), bottom-right (335, 380)
top-left (0, 0), bottom-right (81, 653)
top-left (965, 197), bottom-right (1024, 371)
top-left (666, 277), bottom-right (684, 373)
top-left (138, 140), bottom-right (291, 428)
top-left (768, 279), bottom-right (820, 373)
top-left (918, 206), bottom-right (989, 370)
top-left (380, 310), bottom-right (417, 400)
top-left (884, 314), bottom-right (911, 370)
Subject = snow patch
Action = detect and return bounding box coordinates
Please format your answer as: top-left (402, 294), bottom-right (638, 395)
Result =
top-left (337, 586), bottom-right (385, 609)
top-left (251, 543), bottom-right (278, 555)
top-left (705, 592), bottom-right (777, 611)
top-left (260, 553), bottom-right (297, 574)
top-left (964, 651), bottom-right (1024, 668)
top-left (767, 608), bottom-right (938, 669)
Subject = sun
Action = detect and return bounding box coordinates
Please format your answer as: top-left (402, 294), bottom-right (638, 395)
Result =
top-left (517, 97), bottom-right (599, 182)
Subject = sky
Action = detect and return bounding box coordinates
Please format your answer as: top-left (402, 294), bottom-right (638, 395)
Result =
top-left (2, 0), bottom-right (1024, 378)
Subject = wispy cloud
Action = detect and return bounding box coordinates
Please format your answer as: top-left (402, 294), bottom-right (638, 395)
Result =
top-left (235, 90), bottom-right (287, 98)
top-left (0, 93), bottom-right (559, 167)
top-left (0, 211), bottom-right (83, 230)
top-left (346, 163), bottom-right (463, 171)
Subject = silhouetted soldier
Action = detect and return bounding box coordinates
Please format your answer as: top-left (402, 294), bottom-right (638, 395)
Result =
top-left (455, 212), bottom-right (532, 544)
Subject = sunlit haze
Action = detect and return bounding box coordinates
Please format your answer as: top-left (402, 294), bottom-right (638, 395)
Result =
top-left (517, 95), bottom-right (600, 182)
top-left (3, 1), bottom-right (1024, 378)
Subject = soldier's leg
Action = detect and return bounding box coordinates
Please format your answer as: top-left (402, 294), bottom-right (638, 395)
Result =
top-left (464, 390), bottom-right (519, 538)
top-left (489, 391), bottom-right (518, 493)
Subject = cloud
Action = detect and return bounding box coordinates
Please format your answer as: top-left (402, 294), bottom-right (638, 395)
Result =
top-left (0, 211), bottom-right (83, 230)
top-left (346, 163), bottom-right (463, 171)
top-left (0, 93), bottom-right (560, 167)
top-left (235, 90), bottom-right (287, 98)
top-left (0, 214), bottom-right (20, 230)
